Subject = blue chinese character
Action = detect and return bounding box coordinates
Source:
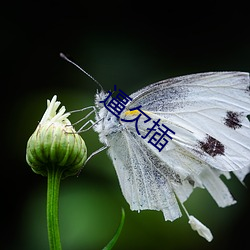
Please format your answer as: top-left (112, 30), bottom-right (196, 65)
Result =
top-left (141, 119), bottom-right (175, 152)
top-left (121, 106), bottom-right (151, 135)
top-left (100, 85), bottom-right (132, 118)
top-left (100, 85), bottom-right (176, 152)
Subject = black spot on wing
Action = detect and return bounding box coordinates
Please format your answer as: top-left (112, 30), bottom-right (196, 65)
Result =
top-left (224, 111), bottom-right (243, 130)
top-left (246, 84), bottom-right (250, 94)
top-left (186, 177), bottom-right (195, 186)
top-left (199, 135), bottom-right (225, 157)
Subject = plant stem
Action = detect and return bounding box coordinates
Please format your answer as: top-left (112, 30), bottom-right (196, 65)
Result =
top-left (47, 165), bottom-right (63, 250)
top-left (102, 208), bottom-right (125, 250)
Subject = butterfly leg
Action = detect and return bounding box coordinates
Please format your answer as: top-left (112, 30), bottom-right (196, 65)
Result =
top-left (85, 145), bottom-right (108, 165)
top-left (77, 145), bottom-right (108, 176)
top-left (68, 106), bottom-right (100, 132)
top-left (77, 117), bottom-right (105, 133)
top-left (70, 106), bottom-right (96, 125)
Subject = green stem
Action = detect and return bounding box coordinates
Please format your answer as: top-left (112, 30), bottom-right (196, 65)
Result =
top-left (102, 208), bottom-right (125, 250)
top-left (47, 165), bottom-right (63, 250)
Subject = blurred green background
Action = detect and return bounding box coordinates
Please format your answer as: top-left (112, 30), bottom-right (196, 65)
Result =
top-left (2, 2), bottom-right (250, 250)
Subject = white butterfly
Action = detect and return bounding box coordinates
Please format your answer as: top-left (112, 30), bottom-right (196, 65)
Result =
top-left (60, 53), bottom-right (250, 242)
top-left (88, 71), bottom-right (250, 241)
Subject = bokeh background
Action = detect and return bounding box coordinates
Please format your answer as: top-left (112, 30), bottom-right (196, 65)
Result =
top-left (2, 1), bottom-right (250, 250)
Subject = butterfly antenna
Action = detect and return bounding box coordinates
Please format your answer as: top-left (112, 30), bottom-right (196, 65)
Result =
top-left (60, 53), bottom-right (104, 91)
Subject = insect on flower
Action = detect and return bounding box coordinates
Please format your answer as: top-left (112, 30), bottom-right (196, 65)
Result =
top-left (61, 53), bottom-right (250, 242)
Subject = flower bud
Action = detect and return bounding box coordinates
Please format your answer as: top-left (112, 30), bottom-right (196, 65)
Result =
top-left (26, 95), bottom-right (87, 178)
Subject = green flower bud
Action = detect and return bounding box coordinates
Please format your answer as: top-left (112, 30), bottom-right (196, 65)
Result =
top-left (26, 95), bottom-right (87, 178)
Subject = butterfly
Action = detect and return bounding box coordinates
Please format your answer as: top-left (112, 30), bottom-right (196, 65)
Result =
top-left (61, 55), bottom-right (250, 241)
top-left (91, 72), bottom-right (250, 241)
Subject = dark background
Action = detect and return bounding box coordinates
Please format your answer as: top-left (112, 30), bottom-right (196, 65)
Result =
top-left (2, 1), bottom-right (250, 250)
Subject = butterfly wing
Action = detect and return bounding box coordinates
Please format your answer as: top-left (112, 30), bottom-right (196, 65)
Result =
top-left (99, 72), bottom-right (250, 222)
top-left (126, 72), bottom-right (250, 173)
top-left (106, 128), bottom-right (182, 221)
top-left (107, 112), bottom-right (236, 222)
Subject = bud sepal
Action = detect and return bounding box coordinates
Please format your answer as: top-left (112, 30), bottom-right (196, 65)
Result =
top-left (26, 95), bottom-right (87, 178)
